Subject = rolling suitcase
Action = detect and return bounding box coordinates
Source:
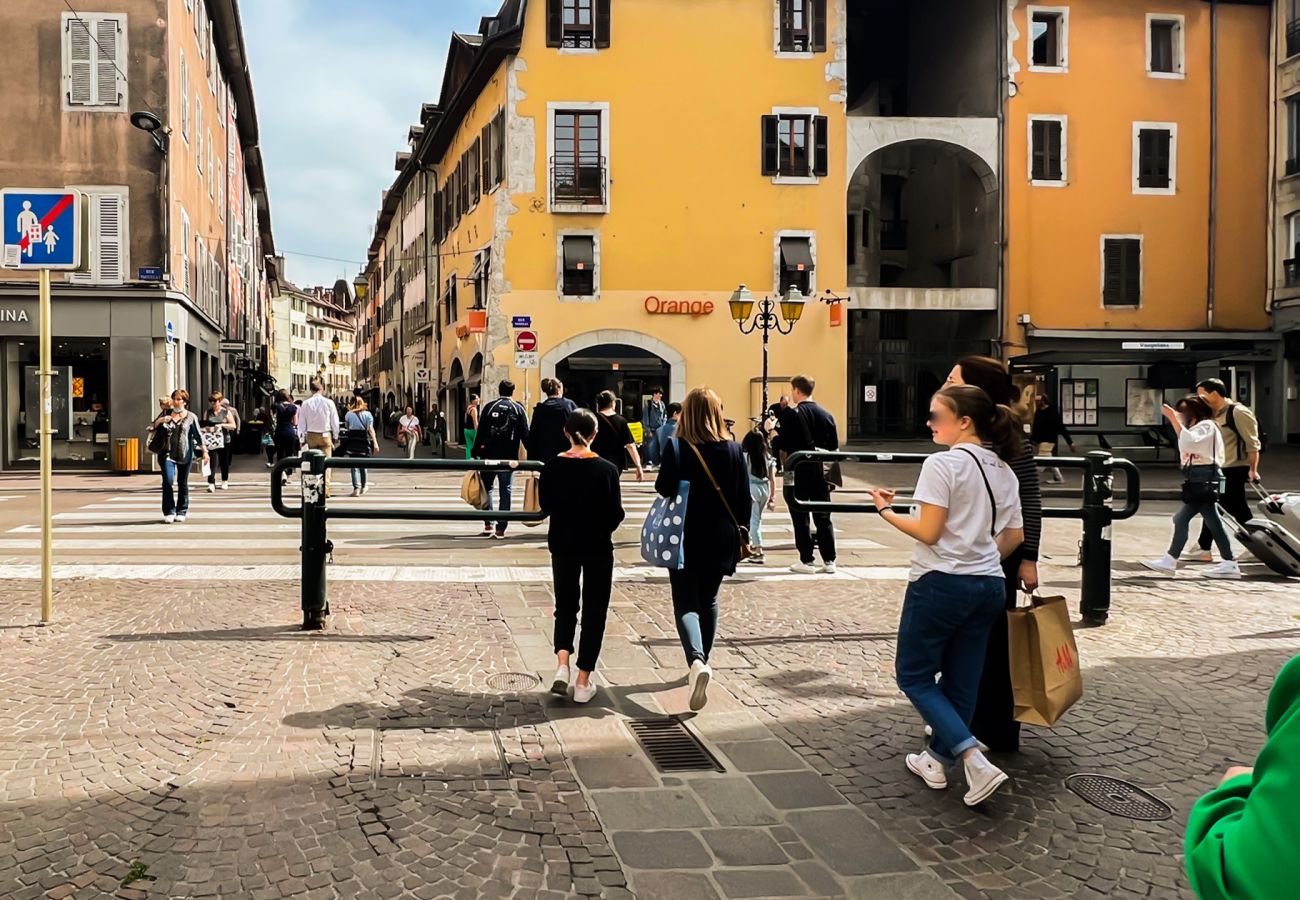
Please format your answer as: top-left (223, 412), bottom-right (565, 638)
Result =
top-left (1223, 503), bottom-right (1300, 578)
top-left (1253, 482), bottom-right (1300, 535)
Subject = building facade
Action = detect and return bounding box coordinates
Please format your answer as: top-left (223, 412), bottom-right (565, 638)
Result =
top-left (1273, 0), bottom-right (1300, 442)
top-left (282, 283), bottom-right (357, 400)
top-left (0, 0), bottom-right (278, 469)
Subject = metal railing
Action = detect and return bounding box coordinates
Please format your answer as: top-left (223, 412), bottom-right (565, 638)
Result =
top-left (784, 450), bottom-right (1141, 626)
top-left (551, 156), bottom-right (607, 205)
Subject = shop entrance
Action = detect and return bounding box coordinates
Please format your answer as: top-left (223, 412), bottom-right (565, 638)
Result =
top-left (5, 337), bottom-right (111, 467)
top-left (555, 344), bottom-right (671, 422)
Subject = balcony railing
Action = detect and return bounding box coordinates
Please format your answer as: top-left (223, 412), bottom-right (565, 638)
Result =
top-left (881, 219), bottom-right (909, 251)
top-left (1285, 258), bottom-right (1300, 288)
top-left (1288, 19), bottom-right (1300, 58)
top-left (551, 155), bottom-right (607, 207)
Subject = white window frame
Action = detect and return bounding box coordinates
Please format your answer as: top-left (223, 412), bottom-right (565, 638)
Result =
top-left (195, 105), bottom-right (204, 175)
top-left (557, 230), bottom-right (601, 302)
top-left (1132, 121), bottom-right (1178, 196)
top-left (1099, 234), bottom-right (1144, 309)
top-left (65, 186), bottom-right (129, 285)
top-left (179, 50), bottom-right (189, 141)
top-left (773, 0), bottom-right (816, 60)
top-left (1287, 211), bottom-right (1300, 260)
top-left (774, 230), bottom-right (817, 296)
top-left (547, 101), bottom-right (611, 214)
top-left (1027, 5), bottom-right (1069, 73)
top-left (1146, 14), bottom-right (1186, 79)
top-left (208, 135), bottom-right (215, 199)
top-left (60, 12), bottom-right (128, 112)
top-left (771, 105), bottom-right (822, 185)
top-left (1028, 114), bottom-right (1068, 187)
top-left (217, 161), bottom-right (225, 221)
top-left (180, 208), bottom-right (191, 295)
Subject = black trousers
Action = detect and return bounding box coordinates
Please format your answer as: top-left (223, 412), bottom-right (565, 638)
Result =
top-left (785, 479), bottom-right (836, 564)
top-left (1200, 466), bottom-right (1251, 547)
top-left (969, 551), bottom-right (1023, 753)
top-left (552, 551), bottom-right (615, 673)
top-left (207, 442), bottom-right (233, 483)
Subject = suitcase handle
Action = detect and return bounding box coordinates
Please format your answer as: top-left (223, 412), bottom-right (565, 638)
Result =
top-left (1249, 480), bottom-right (1283, 513)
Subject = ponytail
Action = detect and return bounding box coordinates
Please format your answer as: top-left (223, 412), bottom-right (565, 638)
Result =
top-left (936, 386), bottom-right (1023, 463)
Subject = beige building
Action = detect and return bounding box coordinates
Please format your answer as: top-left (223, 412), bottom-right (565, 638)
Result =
top-left (1275, 0), bottom-right (1300, 441)
top-left (0, 0), bottom-right (277, 469)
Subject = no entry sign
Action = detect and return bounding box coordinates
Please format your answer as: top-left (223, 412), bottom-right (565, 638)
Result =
top-left (515, 330), bottom-right (538, 352)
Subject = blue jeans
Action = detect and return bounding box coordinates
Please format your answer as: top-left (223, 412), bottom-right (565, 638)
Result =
top-left (896, 572), bottom-right (1006, 765)
top-left (749, 475), bottom-right (770, 548)
top-left (351, 467), bottom-right (368, 490)
top-left (483, 470), bottom-right (513, 534)
top-left (668, 568), bottom-right (724, 666)
top-left (1170, 502), bottom-right (1233, 560)
top-left (160, 458), bottom-right (191, 516)
top-left (644, 431), bottom-right (661, 466)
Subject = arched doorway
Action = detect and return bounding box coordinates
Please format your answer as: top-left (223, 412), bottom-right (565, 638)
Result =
top-left (541, 331), bottom-right (686, 420)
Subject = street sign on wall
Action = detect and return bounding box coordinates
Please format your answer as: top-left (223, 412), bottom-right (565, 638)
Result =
top-left (415, 368), bottom-right (430, 384)
top-left (515, 330), bottom-right (538, 352)
top-left (511, 316), bottom-right (532, 329)
top-left (515, 351), bottom-right (538, 370)
top-left (1, 189), bottom-right (83, 270)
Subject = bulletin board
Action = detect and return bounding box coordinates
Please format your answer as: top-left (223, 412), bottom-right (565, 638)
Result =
top-left (1060, 379), bottom-right (1099, 427)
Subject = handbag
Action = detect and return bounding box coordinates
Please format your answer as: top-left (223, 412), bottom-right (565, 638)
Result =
top-left (1181, 466), bottom-right (1223, 504)
top-left (460, 470), bottom-right (489, 510)
top-left (201, 429), bottom-right (225, 451)
top-left (685, 440), bottom-right (756, 562)
top-left (520, 472), bottom-right (543, 527)
top-left (794, 406), bottom-right (843, 490)
top-left (147, 425), bottom-right (169, 456)
top-left (1008, 594), bottom-right (1084, 727)
top-left (641, 439), bottom-right (690, 569)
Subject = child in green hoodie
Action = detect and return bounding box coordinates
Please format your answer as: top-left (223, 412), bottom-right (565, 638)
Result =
top-left (1185, 654), bottom-right (1300, 899)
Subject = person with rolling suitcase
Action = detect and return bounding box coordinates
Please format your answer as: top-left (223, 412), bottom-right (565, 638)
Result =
top-left (1224, 481), bottom-right (1300, 578)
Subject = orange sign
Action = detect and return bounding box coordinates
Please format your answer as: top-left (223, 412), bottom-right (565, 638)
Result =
top-left (644, 296), bottom-right (715, 317)
top-left (828, 302), bottom-right (844, 328)
top-left (467, 310), bottom-right (488, 334)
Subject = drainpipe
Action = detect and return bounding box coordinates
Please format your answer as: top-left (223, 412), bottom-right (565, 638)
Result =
top-left (1267, 1), bottom-right (1279, 315)
top-left (996, 0), bottom-right (1010, 358)
top-left (1207, 0), bottom-right (1219, 329)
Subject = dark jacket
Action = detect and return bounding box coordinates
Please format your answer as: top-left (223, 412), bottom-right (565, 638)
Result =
top-left (527, 396), bottom-right (577, 461)
top-left (771, 401), bottom-right (839, 491)
top-left (1031, 404), bottom-right (1073, 446)
top-left (539, 454), bottom-right (625, 555)
top-left (472, 397), bottom-right (529, 459)
top-left (656, 437), bottom-right (752, 576)
top-left (592, 411), bottom-right (636, 471)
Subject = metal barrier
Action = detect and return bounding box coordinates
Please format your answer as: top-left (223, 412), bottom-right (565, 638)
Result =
top-left (785, 450), bottom-right (1141, 624)
top-left (271, 450), bottom-right (546, 615)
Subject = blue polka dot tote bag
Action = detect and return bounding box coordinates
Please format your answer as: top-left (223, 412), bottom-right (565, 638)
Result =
top-left (641, 471), bottom-right (689, 570)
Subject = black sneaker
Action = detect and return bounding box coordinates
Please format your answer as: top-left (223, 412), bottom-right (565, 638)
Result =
top-left (301, 614), bottom-right (324, 631)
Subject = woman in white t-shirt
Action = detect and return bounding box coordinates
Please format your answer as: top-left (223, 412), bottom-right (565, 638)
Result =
top-left (869, 385), bottom-right (1025, 807)
top-left (1142, 395), bottom-right (1239, 579)
top-left (398, 406), bottom-right (421, 460)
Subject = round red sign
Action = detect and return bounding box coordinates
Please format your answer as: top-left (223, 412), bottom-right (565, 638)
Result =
top-left (516, 330), bottom-right (538, 352)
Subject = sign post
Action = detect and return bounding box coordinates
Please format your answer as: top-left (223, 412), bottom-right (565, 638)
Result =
top-left (3, 188), bottom-right (85, 623)
top-left (514, 328), bottom-right (539, 405)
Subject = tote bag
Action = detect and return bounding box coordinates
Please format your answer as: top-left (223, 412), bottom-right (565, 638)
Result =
top-left (1009, 595), bottom-right (1084, 727)
top-left (641, 440), bottom-right (689, 569)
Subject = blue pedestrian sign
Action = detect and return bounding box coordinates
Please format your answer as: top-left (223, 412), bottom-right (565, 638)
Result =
top-left (1, 188), bottom-right (83, 270)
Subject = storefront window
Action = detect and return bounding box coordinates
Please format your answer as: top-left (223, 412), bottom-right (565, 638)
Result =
top-left (6, 338), bottom-right (111, 467)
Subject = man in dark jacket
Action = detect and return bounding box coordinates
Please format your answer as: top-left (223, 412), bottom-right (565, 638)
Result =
top-left (770, 375), bottom-right (839, 575)
top-left (1031, 393), bottom-right (1076, 483)
top-left (472, 380), bottom-right (530, 538)
top-left (527, 378), bottom-right (577, 462)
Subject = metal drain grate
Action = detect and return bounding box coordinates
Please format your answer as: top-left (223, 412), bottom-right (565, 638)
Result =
top-left (1066, 774), bottom-right (1173, 821)
top-left (627, 717), bottom-right (725, 773)
top-left (486, 672), bottom-right (541, 692)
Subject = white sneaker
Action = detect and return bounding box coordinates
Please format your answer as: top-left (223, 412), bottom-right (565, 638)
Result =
top-left (1205, 560), bottom-right (1243, 580)
top-left (1182, 549), bottom-right (1214, 563)
top-left (788, 562), bottom-right (817, 575)
top-left (174, 515), bottom-right (186, 524)
top-left (361, 485), bottom-right (371, 495)
top-left (206, 484), bottom-right (216, 493)
top-left (962, 751), bottom-right (1009, 806)
top-left (351, 489), bottom-right (360, 498)
top-left (905, 750), bottom-right (948, 790)
top-left (1141, 555), bottom-right (1177, 576)
top-left (162, 514), bottom-right (176, 524)
top-left (550, 666), bottom-right (570, 697)
top-left (572, 681), bottom-right (598, 704)
top-left (220, 481), bottom-right (229, 491)
top-left (819, 561), bottom-right (837, 575)
top-left (689, 660), bottom-right (711, 711)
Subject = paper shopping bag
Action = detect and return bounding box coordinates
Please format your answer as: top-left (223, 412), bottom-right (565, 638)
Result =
top-left (1009, 595), bottom-right (1083, 727)
top-left (520, 472), bottom-right (543, 527)
top-left (460, 470), bottom-right (488, 510)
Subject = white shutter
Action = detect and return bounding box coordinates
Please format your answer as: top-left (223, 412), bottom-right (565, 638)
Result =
top-left (65, 18), bottom-right (94, 106)
top-left (180, 210), bottom-right (191, 295)
top-left (94, 17), bottom-right (123, 107)
top-left (180, 52), bottom-right (188, 139)
top-left (195, 100), bottom-right (203, 173)
top-left (95, 193), bottom-right (125, 282)
top-left (208, 139), bottom-right (214, 197)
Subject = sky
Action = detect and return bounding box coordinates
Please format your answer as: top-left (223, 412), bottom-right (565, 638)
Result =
top-left (241, 0), bottom-right (502, 290)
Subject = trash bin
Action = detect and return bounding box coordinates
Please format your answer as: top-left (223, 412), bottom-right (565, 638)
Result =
top-left (113, 437), bottom-right (140, 474)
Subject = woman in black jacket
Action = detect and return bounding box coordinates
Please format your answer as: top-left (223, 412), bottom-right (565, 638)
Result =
top-left (655, 387), bottom-right (752, 711)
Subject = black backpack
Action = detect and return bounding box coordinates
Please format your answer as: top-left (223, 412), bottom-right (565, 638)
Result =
top-left (482, 399), bottom-right (521, 441)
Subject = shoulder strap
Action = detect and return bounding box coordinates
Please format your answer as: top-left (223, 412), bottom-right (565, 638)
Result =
top-left (795, 405), bottom-right (818, 449)
top-left (1224, 404), bottom-right (1246, 456)
top-left (685, 441), bottom-right (743, 531)
top-left (957, 448), bottom-right (997, 538)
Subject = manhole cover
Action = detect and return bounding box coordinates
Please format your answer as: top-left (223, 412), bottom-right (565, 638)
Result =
top-left (1065, 774), bottom-right (1173, 821)
top-left (486, 672), bottom-right (540, 692)
top-left (627, 717), bottom-right (724, 773)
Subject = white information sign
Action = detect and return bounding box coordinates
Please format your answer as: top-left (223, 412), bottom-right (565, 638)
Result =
top-left (515, 351), bottom-right (539, 370)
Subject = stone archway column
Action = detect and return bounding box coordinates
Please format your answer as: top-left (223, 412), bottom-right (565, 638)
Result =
top-left (539, 330), bottom-right (688, 401)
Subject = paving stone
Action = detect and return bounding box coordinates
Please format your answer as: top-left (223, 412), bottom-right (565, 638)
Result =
top-left (589, 789), bottom-right (710, 830)
top-left (750, 772), bottom-right (848, 810)
top-left (714, 868), bottom-right (808, 898)
top-left (700, 828), bottom-right (788, 866)
top-left (845, 873), bottom-right (964, 899)
top-left (573, 755), bottom-right (659, 789)
top-left (611, 831), bottom-right (712, 869)
top-left (688, 776), bottom-right (782, 826)
top-left (792, 860), bottom-right (843, 896)
top-left (716, 741), bottom-right (807, 773)
top-left (629, 871), bottom-right (722, 900)
top-left (786, 809), bottom-right (919, 876)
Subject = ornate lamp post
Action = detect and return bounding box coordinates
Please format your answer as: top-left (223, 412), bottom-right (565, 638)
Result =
top-left (729, 284), bottom-right (806, 418)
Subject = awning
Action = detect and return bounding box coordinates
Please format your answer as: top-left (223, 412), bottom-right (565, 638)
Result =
top-left (780, 237), bottom-right (814, 270)
top-left (563, 237), bottom-right (594, 271)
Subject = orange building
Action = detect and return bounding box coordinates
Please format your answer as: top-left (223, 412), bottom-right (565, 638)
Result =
top-left (1005, 0), bottom-right (1278, 436)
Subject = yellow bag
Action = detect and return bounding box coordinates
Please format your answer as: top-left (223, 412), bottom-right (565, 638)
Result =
top-left (1009, 595), bottom-right (1084, 727)
top-left (460, 470), bottom-right (488, 510)
top-left (520, 472), bottom-right (543, 527)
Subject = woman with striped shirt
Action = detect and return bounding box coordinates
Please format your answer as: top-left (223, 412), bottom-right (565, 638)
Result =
top-left (945, 356), bottom-right (1043, 754)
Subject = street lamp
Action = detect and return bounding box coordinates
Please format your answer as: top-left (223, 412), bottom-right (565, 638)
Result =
top-left (730, 284), bottom-right (806, 419)
top-left (352, 274), bottom-right (368, 303)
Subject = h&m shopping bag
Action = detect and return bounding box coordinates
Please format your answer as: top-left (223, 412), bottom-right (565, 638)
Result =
top-left (1009, 594), bottom-right (1084, 727)
top-left (460, 470), bottom-right (489, 510)
top-left (520, 472), bottom-right (543, 527)
top-left (641, 481), bottom-right (690, 569)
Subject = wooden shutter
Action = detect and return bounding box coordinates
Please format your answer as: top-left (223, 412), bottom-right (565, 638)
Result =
top-left (94, 193), bottom-right (125, 282)
top-left (66, 18), bottom-right (94, 105)
top-left (813, 116), bottom-right (829, 177)
top-left (495, 111), bottom-right (506, 187)
top-left (1103, 239), bottom-right (1140, 307)
top-left (1102, 240), bottom-right (1122, 306)
top-left (812, 0), bottom-right (828, 52)
top-left (95, 17), bottom-right (122, 106)
top-left (472, 138), bottom-right (482, 203)
top-left (546, 0), bottom-right (563, 47)
top-left (1047, 122), bottom-right (1062, 179)
top-left (1122, 241), bottom-right (1141, 305)
top-left (595, 0), bottom-right (612, 48)
top-left (761, 116), bottom-right (779, 176)
top-left (481, 125), bottom-right (492, 189)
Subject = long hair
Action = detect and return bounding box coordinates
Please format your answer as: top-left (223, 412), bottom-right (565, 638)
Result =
top-left (349, 397), bottom-right (368, 412)
top-left (935, 386), bottom-right (1022, 462)
top-left (956, 355), bottom-right (1033, 426)
top-left (1176, 394), bottom-right (1214, 426)
top-left (676, 388), bottom-right (731, 444)
top-left (741, 429), bottom-right (770, 478)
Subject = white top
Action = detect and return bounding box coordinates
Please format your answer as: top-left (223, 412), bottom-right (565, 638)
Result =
top-left (1179, 419), bottom-right (1224, 468)
top-left (909, 444), bottom-right (1024, 581)
top-left (297, 393), bottom-right (340, 441)
top-left (399, 415), bottom-right (420, 431)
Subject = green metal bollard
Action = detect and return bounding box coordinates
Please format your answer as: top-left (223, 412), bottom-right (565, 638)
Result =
top-left (1079, 451), bottom-right (1115, 626)
top-left (300, 450), bottom-right (329, 623)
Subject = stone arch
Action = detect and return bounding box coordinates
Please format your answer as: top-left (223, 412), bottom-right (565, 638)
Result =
top-left (848, 129), bottom-right (999, 194)
top-left (540, 330), bottom-right (688, 401)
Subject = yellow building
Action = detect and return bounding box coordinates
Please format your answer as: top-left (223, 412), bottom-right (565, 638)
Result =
top-left (399, 0), bottom-right (848, 436)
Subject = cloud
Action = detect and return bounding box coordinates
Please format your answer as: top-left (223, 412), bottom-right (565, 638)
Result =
top-left (240, 0), bottom-right (501, 288)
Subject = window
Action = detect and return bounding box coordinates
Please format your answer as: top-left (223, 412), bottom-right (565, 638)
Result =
top-left (1029, 7), bottom-right (1067, 71)
top-left (1288, 97), bottom-right (1300, 176)
top-left (552, 109), bottom-right (606, 206)
top-left (68, 189), bottom-right (127, 284)
top-left (561, 235), bottom-right (596, 297)
top-left (195, 107), bottom-right (203, 175)
top-left (1286, 213), bottom-right (1300, 287)
top-left (778, 0), bottom-right (827, 54)
top-left (208, 136), bottom-right (215, 198)
top-left (847, 213), bottom-right (858, 266)
top-left (761, 114), bottom-right (829, 179)
top-left (547, 0), bottom-right (611, 49)
top-left (1102, 237), bottom-right (1142, 308)
top-left (1029, 116), bottom-right (1065, 184)
top-left (1288, 0), bottom-right (1300, 58)
top-left (180, 51), bottom-right (189, 140)
top-left (180, 209), bottom-right (190, 295)
top-left (1147, 15), bottom-right (1184, 77)
top-left (217, 162), bottom-right (224, 219)
top-left (778, 236), bottom-right (815, 295)
top-left (443, 279), bottom-right (459, 325)
top-left (61, 13), bottom-right (127, 110)
top-left (1134, 123), bottom-right (1176, 194)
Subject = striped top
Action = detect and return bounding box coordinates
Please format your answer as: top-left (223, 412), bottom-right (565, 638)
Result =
top-left (1008, 437), bottom-right (1043, 562)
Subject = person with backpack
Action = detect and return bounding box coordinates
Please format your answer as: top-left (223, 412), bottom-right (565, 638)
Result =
top-left (527, 378), bottom-right (577, 462)
top-left (870, 385), bottom-right (1024, 807)
top-left (149, 389), bottom-right (208, 525)
top-left (740, 428), bottom-right (777, 565)
top-left (769, 375), bottom-right (839, 574)
top-left (591, 390), bottom-right (645, 481)
top-left (1191, 379), bottom-right (1263, 561)
top-left (472, 380), bottom-right (530, 538)
top-left (342, 397), bottom-right (380, 497)
top-left (540, 409), bottom-right (625, 704)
